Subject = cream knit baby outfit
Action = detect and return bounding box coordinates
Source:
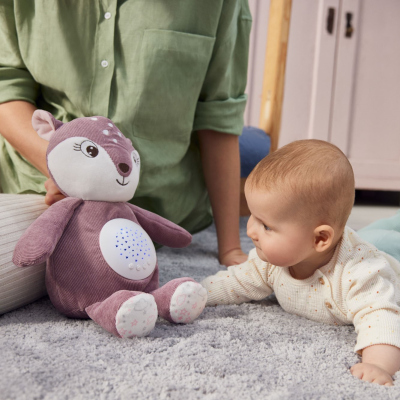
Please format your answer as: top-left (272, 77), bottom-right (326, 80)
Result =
top-left (201, 227), bottom-right (400, 353)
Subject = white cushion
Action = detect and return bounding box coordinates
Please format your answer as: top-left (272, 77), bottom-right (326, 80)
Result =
top-left (0, 194), bottom-right (48, 314)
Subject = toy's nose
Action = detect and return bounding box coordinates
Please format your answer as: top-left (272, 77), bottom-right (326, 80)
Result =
top-left (118, 163), bottom-right (130, 173)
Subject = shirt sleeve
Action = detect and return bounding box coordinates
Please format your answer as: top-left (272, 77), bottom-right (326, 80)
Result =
top-left (344, 251), bottom-right (400, 353)
top-left (193, 0), bottom-right (252, 135)
top-left (0, 1), bottom-right (39, 105)
top-left (201, 249), bottom-right (273, 306)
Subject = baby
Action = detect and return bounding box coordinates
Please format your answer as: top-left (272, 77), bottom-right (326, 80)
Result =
top-left (202, 139), bottom-right (400, 386)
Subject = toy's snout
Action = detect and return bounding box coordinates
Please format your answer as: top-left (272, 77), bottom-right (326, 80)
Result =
top-left (116, 158), bottom-right (132, 177)
top-left (105, 143), bottom-right (135, 178)
top-left (119, 163), bottom-right (130, 174)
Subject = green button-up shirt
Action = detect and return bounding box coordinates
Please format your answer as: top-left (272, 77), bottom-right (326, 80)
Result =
top-left (0, 0), bottom-right (251, 233)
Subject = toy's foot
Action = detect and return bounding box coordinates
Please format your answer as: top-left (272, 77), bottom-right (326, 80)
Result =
top-left (116, 293), bottom-right (158, 338)
top-left (170, 282), bottom-right (207, 324)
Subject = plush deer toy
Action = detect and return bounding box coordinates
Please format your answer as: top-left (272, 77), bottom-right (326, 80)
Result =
top-left (13, 110), bottom-right (207, 338)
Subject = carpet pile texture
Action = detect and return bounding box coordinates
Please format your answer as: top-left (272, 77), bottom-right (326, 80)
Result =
top-left (1, 218), bottom-right (399, 399)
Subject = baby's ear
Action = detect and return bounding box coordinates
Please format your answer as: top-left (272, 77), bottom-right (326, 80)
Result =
top-left (32, 110), bottom-right (64, 141)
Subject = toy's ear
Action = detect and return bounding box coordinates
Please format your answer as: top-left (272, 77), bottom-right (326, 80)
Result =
top-left (32, 110), bottom-right (64, 141)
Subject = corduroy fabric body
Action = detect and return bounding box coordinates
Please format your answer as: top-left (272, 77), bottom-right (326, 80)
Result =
top-left (12, 197), bottom-right (83, 267)
top-left (127, 203), bottom-right (192, 249)
top-left (43, 200), bottom-right (159, 318)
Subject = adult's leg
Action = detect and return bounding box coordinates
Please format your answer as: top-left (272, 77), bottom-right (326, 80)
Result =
top-left (0, 194), bottom-right (48, 314)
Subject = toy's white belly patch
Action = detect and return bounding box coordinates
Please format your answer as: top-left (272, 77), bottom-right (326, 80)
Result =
top-left (99, 218), bottom-right (156, 280)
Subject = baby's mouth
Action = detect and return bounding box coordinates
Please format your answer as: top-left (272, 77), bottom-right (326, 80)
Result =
top-left (116, 176), bottom-right (129, 186)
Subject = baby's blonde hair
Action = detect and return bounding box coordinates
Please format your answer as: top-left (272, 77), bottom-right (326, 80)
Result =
top-left (247, 139), bottom-right (355, 229)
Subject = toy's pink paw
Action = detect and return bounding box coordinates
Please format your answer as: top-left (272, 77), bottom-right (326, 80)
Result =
top-left (170, 282), bottom-right (207, 324)
top-left (176, 294), bottom-right (186, 306)
top-left (116, 293), bottom-right (158, 338)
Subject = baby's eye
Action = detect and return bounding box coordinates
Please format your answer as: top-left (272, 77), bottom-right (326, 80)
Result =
top-left (263, 224), bottom-right (271, 231)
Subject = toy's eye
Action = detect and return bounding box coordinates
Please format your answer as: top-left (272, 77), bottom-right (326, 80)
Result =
top-left (131, 150), bottom-right (140, 166)
top-left (79, 140), bottom-right (99, 158)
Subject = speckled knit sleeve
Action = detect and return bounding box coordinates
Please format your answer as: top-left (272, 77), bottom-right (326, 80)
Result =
top-left (201, 249), bottom-right (273, 306)
top-left (343, 248), bottom-right (400, 353)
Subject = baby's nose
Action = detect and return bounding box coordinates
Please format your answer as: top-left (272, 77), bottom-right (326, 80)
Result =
top-left (246, 217), bottom-right (257, 240)
top-left (247, 230), bottom-right (258, 242)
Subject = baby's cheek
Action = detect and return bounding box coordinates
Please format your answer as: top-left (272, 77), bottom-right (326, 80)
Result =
top-left (264, 243), bottom-right (293, 267)
top-left (255, 247), bottom-right (269, 262)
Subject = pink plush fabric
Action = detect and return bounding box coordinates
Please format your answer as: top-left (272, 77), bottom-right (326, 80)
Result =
top-left (32, 110), bottom-right (64, 141)
top-left (13, 199), bottom-right (193, 320)
top-left (151, 278), bottom-right (195, 322)
top-left (12, 111), bottom-right (202, 337)
top-left (86, 290), bottom-right (141, 337)
top-left (41, 201), bottom-right (159, 318)
top-left (127, 204), bottom-right (192, 248)
top-left (12, 198), bottom-right (83, 266)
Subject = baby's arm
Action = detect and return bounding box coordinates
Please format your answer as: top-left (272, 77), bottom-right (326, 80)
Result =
top-left (351, 344), bottom-right (400, 386)
top-left (201, 252), bottom-right (273, 306)
top-left (345, 253), bottom-right (400, 385)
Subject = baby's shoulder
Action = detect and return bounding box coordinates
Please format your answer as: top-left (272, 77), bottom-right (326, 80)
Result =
top-left (247, 248), bottom-right (277, 276)
top-left (338, 226), bottom-right (400, 280)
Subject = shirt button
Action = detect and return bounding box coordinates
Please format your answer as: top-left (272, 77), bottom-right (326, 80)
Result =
top-left (104, 12), bottom-right (112, 19)
top-left (325, 301), bottom-right (333, 309)
top-left (319, 277), bottom-right (325, 285)
top-left (101, 60), bottom-right (109, 68)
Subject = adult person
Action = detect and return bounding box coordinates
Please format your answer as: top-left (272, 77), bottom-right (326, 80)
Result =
top-left (0, 0), bottom-right (251, 313)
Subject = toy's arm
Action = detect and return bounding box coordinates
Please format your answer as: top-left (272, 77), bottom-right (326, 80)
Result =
top-left (126, 203), bottom-right (192, 248)
top-left (13, 197), bottom-right (83, 266)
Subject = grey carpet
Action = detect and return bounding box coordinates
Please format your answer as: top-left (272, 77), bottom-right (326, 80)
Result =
top-left (1, 217), bottom-right (399, 400)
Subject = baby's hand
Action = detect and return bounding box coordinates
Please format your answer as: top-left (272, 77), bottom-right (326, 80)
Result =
top-left (350, 362), bottom-right (394, 386)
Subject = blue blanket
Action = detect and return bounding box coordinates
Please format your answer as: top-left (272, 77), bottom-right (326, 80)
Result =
top-left (358, 211), bottom-right (400, 261)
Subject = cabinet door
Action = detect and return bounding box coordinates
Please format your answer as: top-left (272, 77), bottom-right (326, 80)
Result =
top-left (280, 0), bottom-right (400, 190)
top-left (280, 0), bottom-right (339, 145)
top-left (330, 0), bottom-right (400, 190)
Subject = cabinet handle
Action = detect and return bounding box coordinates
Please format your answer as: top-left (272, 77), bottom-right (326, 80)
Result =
top-left (345, 12), bottom-right (354, 38)
top-left (326, 7), bottom-right (335, 34)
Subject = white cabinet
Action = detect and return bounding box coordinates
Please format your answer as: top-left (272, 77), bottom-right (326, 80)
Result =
top-left (280, 0), bottom-right (400, 190)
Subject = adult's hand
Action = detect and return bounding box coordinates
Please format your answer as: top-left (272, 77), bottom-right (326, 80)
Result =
top-left (219, 248), bottom-right (248, 267)
top-left (0, 101), bottom-right (49, 176)
top-left (44, 178), bottom-right (65, 206)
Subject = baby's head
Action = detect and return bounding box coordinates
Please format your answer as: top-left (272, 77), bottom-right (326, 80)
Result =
top-left (245, 139), bottom-right (355, 271)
